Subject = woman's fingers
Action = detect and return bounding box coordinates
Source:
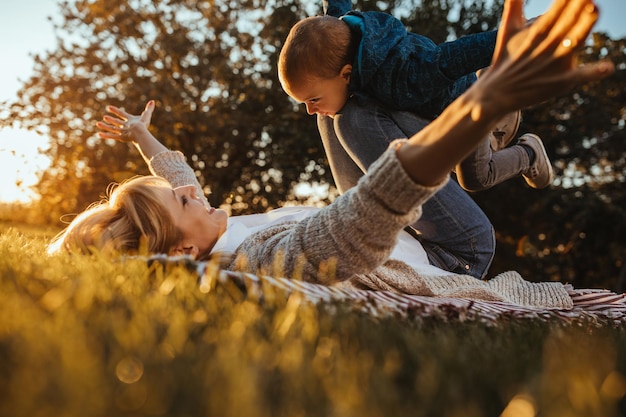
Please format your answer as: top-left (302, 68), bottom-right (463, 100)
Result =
top-left (96, 101), bottom-right (156, 142)
top-left (535, 0), bottom-right (610, 82)
top-left (139, 100), bottom-right (155, 126)
top-left (96, 120), bottom-right (125, 141)
top-left (492, 0), bottom-right (525, 65)
top-left (105, 105), bottom-right (130, 121)
top-left (555, 2), bottom-right (598, 54)
top-left (489, 0), bottom-right (612, 107)
top-left (497, 0), bottom-right (597, 61)
top-left (101, 115), bottom-right (124, 128)
top-left (534, 0), bottom-right (597, 53)
top-left (97, 131), bottom-right (120, 141)
top-left (96, 112), bottom-right (128, 141)
top-left (97, 119), bottom-right (121, 134)
top-left (570, 59), bottom-right (615, 84)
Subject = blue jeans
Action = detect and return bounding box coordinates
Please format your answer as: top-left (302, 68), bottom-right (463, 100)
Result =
top-left (317, 96), bottom-right (495, 279)
top-left (456, 123), bottom-right (530, 191)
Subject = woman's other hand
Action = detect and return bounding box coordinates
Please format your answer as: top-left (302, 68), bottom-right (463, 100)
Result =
top-left (96, 100), bottom-right (168, 161)
top-left (397, 0), bottom-right (614, 187)
top-left (96, 100), bottom-right (155, 143)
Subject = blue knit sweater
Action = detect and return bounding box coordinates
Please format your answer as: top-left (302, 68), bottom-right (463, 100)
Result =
top-left (324, 0), bottom-right (497, 119)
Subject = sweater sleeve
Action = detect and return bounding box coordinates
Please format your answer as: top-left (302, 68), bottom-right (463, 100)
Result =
top-left (436, 30), bottom-right (497, 80)
top-left (398, 30), bottom-right (497, 97)
top-left (232, 147), bottom-right (447, 284)
top-left (356, 13), bottom-right (497, 117)
top-left (388, 30), bottom-right (497, 117)
top-left (147, 150), bottom-right (209, 204)
top-left (323, 0), bottom-right (352, 17)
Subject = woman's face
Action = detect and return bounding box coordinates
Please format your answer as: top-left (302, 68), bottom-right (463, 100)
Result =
top-left (157, 184), bottom-right (228, 257)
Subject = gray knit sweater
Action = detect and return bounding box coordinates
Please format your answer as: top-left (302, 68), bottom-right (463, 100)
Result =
top-left (149, 148), bottom-right (573, 309)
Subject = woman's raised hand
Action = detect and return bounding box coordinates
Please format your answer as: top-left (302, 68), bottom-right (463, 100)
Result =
top-left (397, 0), bottom-right (614, 187)
top-left (96, 100), bottom-right (155, 143)
top-left (96, 100), bottom-right (169, 161)
top-left (475, 0), bottom-right (614, 119)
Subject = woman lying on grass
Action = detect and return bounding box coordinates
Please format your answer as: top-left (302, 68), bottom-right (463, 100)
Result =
top-left (49, 0), bottom-right (616, 307)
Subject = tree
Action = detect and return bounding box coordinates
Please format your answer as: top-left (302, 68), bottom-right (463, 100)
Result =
top-left (7, 0), bottom-right (624, 289)
top-left (2, 0), bottom-right (504, 225)
top-left (3, 0), bottom-right (323, 223)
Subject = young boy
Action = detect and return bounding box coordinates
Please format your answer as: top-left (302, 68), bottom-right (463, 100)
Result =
top-left (278, 0), bottom-right (553, 190)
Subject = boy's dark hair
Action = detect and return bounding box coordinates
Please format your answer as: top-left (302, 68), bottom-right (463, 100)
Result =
top-left (279, 15), bottom-right (356, 86)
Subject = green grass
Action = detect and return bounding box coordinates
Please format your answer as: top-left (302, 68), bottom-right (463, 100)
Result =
top-left (1, 224), bottom-right (625, 417)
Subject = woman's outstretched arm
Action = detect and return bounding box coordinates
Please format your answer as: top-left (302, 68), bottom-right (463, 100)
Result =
top-left (396, 0), bottom-right (614, 187)
top-left (244, 0), bottom-right (615, 283)
top-left (96, 100), bottom-right (210, 205)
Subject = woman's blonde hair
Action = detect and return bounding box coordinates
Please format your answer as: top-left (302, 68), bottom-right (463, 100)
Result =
top-left (279, 15), bottom-right (355, 86)
top-left (48, 176), bottom-right (183, 257)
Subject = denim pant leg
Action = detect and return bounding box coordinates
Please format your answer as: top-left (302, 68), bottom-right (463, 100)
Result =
top-left (456, 134), bottom-right (531, 192)
top-left (317, 114), bottom-right (363, 195)
top-left (318, 97), bottom-right (495, 279)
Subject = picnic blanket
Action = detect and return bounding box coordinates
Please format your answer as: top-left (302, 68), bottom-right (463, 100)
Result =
top-left (147, 255), bottom-right (626, 327)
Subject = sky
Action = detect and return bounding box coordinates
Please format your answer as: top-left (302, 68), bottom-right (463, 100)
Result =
top-left (0, 1), bottom-right (61, 203)
top-left (0, 0), bottom-right (625, 203)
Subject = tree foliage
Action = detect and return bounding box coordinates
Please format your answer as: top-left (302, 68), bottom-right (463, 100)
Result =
top-left (2, 0), bottom-right (625, 289)
top-left (3, 0), bottom-right (502, 223)
top-left (4, 0), bottom-right (321, 221)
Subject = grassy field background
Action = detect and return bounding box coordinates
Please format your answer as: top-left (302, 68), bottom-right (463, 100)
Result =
top-left (1, 223), bottom-right (625, 417)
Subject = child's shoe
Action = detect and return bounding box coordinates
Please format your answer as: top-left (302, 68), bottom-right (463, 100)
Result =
top-left (518, 134), bottom-right (554, 189)
top-left (490, 110), bottom-right (522, 150)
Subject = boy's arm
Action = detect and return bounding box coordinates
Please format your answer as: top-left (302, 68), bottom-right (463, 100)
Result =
top-left (323, 0), bottom-right (352, 17)
top-left (435, 17), bottom-right (539, 80)
top-left (437, 31), bottom-right (498, 80)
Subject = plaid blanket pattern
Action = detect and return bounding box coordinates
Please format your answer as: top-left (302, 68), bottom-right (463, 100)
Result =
top-left (148, 255), bottom-right (626, 327)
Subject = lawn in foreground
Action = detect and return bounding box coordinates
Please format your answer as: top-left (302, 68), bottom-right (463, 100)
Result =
top-left (0, 225), bottom-right (625, 417)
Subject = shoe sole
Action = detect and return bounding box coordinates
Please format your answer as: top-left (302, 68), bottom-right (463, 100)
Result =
top-left (490, 110), bottom-right (522, 151)
top-left (520, 133), bottom-right (554, 189)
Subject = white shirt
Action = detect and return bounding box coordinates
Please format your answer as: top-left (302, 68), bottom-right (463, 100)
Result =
top-left (211, 206), bottom-right (433, 271)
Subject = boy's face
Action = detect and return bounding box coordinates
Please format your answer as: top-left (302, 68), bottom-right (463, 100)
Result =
top-left (282, 65), bottom-right (351, 118)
